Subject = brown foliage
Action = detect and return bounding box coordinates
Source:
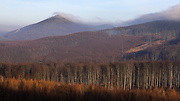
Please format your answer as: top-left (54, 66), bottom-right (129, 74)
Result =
top-left (0, 31), bottom-right (145, 63)
top-left (0, 78), bottom-right (180, 101)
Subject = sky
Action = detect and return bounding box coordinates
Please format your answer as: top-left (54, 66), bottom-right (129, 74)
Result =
top-left (0, 0), bottom-right (180, 32)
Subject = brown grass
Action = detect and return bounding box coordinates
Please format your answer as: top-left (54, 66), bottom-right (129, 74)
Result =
top-left (0, 78), bottom-right (179, 101)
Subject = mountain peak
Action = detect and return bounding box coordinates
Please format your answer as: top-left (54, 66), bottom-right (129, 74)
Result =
top-left (49, 14), bottom-right (81, 23)
top-left (2, 15), bottom-right (96, 40)
top-left (39, 15), bottom-right (73, 24)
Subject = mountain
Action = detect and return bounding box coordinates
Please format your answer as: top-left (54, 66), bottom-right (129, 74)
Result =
top-left (0, 31), bottom-right (144, 63)
top-left (2, 15), bottom-right (114, 40)
top-left (105, 20), bottom-right (180, 40)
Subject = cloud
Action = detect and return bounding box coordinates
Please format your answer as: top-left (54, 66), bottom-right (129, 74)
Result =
top-left (120, 3), bottom-right (180, 26)
top-left (52, 12), bottom-right (116, 25)
top-left (52, 12), bottom-right (82, 23)
top-left (161, 4), bottom-right (180, 20)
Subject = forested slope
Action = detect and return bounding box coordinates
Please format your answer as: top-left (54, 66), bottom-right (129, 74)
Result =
top-left (105, 20), bottom-right (180, 40)
top-left (125, 37), bottom-right (180, 61)
top-left (0, 31), bottom-right (144, 63)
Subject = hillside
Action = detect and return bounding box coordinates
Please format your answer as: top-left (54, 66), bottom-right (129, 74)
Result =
top-left (105, 20), bottom-right (180, 40)
top-left (2, 15), bottom-right (114, 40)
top-left (125, 37), bottom-right (180, 61)
top-left (0, 31), bottom-right (144, 63)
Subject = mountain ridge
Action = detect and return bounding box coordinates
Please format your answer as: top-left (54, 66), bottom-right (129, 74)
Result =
top-left (104, 20), bottom-right (180, 41)
top-left (2, 15), bottom-right (114, 40)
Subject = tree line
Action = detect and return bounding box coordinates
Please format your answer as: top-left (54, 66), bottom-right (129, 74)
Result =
top-left (0, 61), bottom-right (179, 90)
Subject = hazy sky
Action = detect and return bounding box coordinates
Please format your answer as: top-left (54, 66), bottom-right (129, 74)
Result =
top-left (0, 0), bottom-right (180, 32)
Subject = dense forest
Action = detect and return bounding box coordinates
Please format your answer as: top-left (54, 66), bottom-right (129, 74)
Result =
top-left (0, 61), bottom-right (179, 90)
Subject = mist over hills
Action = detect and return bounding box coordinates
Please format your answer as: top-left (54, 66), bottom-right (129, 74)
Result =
top-left (2, 15), bottom-right (114, 40)
top-left (121, 4), bottom-right (180, 26)
top-left (1, 7), bottom-right (180, 63)
top-left (2, 3), bottom-right (180, 41)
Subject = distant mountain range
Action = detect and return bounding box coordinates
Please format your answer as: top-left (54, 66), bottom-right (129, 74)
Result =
top-left (0, 20), bottom-right (180, 63)
top-left (2, 15), bottom-right (114, 40)
top-left (105, 20), bottom-right (180, 40)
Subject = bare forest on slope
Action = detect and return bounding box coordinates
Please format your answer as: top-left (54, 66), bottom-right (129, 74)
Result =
top-left (0, 61), bottom-right (180, 90)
